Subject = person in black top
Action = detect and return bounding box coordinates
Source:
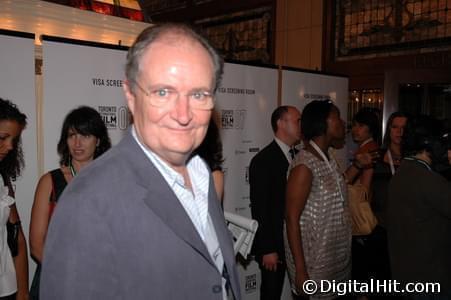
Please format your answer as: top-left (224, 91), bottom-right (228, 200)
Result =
top-left (29, 106), bottom-right (111, 300)
top-left (367, 112), bottom-right (409, 285)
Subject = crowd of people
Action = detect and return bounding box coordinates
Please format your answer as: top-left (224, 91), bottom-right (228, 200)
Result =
top-left (251, 101), bottom-right (451, 299)
top-left (1, 22), bottom-right (451, 300)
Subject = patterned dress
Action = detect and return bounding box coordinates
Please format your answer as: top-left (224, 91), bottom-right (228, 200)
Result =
top-left (284, 150), bottom-right (352, 300)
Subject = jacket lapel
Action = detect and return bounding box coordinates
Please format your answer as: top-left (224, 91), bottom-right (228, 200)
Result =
top-left (271, 140), bottom-right (289, 170)
top-left (119, 132), bottom-right (214, 267)
top-left (207, 184), bottom-right (240, 298)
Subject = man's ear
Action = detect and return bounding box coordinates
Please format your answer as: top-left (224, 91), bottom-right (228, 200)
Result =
top-left (123, 80), bottom-right (136, 115)
top-left (276, 118), bottom-right (284, 131)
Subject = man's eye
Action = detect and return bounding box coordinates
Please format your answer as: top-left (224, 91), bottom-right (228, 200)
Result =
top-left (191, 92), bottom-right (205, 100)
top-left (155, 89), bottom-right (169, 97)
top-left (191, 91), bottom-right (212, 101)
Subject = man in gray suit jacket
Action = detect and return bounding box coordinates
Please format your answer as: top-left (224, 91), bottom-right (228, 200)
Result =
top-left (40, 23), bottom-right (240, 300)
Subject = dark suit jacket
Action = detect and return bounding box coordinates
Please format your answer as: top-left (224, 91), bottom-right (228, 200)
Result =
top-left (387, 158), bottom-right (451, 290)
top-left (249, 140), bottom-right (289, 262)
top-left (40, 131), bottom-right (241, 300)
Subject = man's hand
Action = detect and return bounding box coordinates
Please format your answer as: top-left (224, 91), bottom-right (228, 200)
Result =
top-left (354, 150), bottom-right (379, 169)
top-left (262, 252), bottom-right (280, 271)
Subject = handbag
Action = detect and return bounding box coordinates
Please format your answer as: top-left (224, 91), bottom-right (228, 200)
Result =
top-left (7, 220), bottom-right (20, 257)
top-left (2, 173), bottom-right (20, 257)
top-left (347, 183), bottom-right (377, 236)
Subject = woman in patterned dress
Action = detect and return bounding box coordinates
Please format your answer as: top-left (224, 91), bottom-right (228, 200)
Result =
top-left (284, 100), bottom-right (351, 299)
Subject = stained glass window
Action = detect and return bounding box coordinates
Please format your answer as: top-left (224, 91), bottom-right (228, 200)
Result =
top-left (336, 0), bottom-right (451, 58)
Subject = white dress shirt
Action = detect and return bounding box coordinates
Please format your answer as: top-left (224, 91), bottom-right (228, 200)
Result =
top-left (275, 137), bottom-right (292, 163)
top-left (132, 127), bottom-right (228, 299)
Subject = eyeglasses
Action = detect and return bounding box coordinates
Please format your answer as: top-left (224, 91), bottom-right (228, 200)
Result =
top-left (133, 81), bottom-right (215, 110)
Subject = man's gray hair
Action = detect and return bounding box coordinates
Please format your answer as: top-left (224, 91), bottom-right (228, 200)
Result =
top-left (125, 23), bottom-right (224, 93)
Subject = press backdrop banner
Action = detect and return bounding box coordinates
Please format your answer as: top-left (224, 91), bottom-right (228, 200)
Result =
top-left (281, 69), bottom-right (349, 170)
top-left (217, 63), bottom-right (277, 218)
top-left (42, 38), bottom-right (129, 172)
top-left (0, 31), bottom-right (37, 280)
top-left (216, 62), bottom-right (278, 299)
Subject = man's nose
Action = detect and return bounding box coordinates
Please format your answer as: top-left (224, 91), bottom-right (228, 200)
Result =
top-left (171, 96), bottom-right (193, 125)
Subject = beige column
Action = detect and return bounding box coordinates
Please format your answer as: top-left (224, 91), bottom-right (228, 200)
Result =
top-left (275, 0), bottom-right (323, 70)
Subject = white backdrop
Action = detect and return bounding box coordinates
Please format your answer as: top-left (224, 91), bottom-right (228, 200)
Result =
top-left (0, 31), bottom-right (38, 283)
top-left (42, 38), bottom-right (129, 172)
top-left (217, 63), bottom-right (278, 218)
top-left (216, 63), bottom-right (278, 299)
top-left (281, 69), bottom-right (349, 170)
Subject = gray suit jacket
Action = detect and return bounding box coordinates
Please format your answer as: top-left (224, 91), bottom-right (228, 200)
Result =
top-left (40, 131), bottom-right (241, 300)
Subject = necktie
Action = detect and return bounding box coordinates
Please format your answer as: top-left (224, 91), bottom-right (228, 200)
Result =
top-left (289, 148), bottom-right (299, 160)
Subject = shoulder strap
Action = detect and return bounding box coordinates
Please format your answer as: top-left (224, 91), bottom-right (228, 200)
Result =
top-left (50, 169), bottom-right (68, 203)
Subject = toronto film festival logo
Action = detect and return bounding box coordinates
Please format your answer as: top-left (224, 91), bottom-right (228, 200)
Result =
top-left (221, 110), bottom-right (247, 130)
top-left (245, 274), bottom-right (257, 294)
top-left (98, 106), bottom-right (129, 130)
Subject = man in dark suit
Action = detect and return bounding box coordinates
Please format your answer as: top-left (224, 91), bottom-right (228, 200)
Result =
top-left (40, 23), bottom-right (240, 300)
top-left (249, 105), bottom-right (301, 299)
top-left (387, 116), bottom-right (451, 298)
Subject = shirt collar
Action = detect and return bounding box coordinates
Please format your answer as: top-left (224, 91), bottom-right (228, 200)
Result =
top-left (131, 126), bottom-right (209, 191)
top-left (404, 156), bottom-right (432, 172)
top-left (274, 137), bottom-right (292, 163)
top-left (131, 126), bottom-right (184, 188)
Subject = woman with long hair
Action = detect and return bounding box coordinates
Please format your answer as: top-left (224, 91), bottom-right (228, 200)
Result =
top-left (368, 111), bottom-right (409, 282)
top-left (0, 98), bottom-right (29, 300)
top-left (372, 111), bottom-right (408, 231)
top-left (381, 112), bottom-right (408, 174)
top-left (29, 106), bottom-right (111, 299)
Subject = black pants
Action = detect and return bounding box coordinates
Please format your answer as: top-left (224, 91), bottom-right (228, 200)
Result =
top-left (352, 225), bottom-right (391, 281)
top-left (0, 293), bottom-right (16, 300)
top-left (352, 226), bottom-right (393, 300)
top-left (259, 262), bottom-right (286, 300)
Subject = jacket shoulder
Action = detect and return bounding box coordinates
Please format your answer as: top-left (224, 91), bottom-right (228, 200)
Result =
top-left (251, 141), bottom-right (281, 162)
